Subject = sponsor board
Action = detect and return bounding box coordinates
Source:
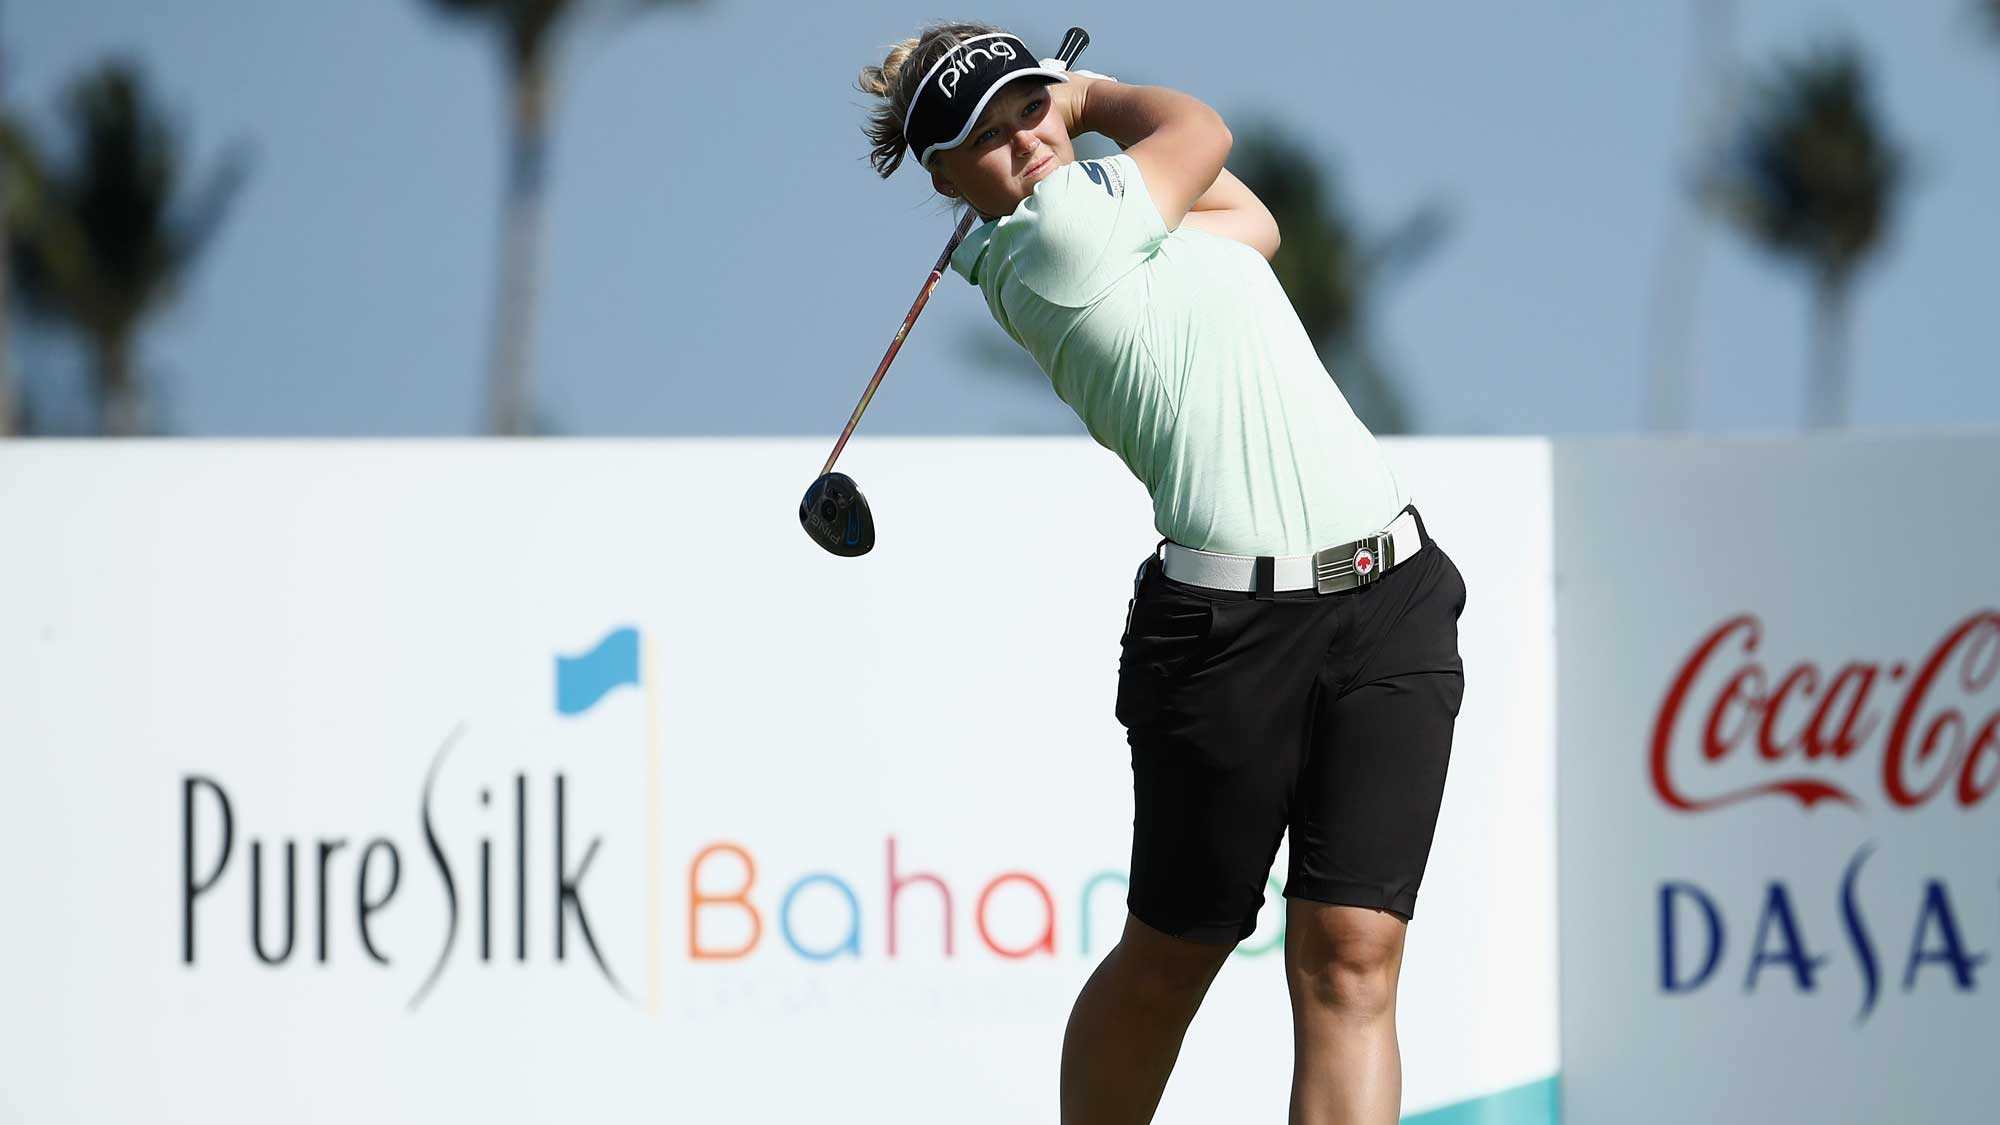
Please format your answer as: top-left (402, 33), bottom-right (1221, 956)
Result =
top-left (0, 438), bottom-right (1556, 1123)
top-left (1555, 434), bottom-right (2000, 1123)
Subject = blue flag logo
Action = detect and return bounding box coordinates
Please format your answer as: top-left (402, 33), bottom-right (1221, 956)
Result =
top-left (556, 627), bottom-right (641, 715)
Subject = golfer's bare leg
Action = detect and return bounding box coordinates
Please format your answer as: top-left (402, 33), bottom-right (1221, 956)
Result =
top-left (1060, 912), bottom-right (1234, 1125)
top-left (1285, 900), bottom-right (1408, 1125)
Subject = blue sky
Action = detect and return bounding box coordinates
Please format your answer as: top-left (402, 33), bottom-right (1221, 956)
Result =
top-left (9, 0), bottom-right (1998, 437)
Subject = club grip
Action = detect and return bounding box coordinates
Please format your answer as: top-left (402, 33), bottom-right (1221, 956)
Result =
top-left (1054, 26), bottom-right (1089, 66)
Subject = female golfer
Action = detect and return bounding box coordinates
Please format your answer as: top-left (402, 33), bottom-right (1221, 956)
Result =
top-left (858, 24), bottom-right (1466, 1125)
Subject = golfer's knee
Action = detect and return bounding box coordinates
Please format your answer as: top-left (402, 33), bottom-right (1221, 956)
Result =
top-left (1112, 920), bottom-right (1232, 1009)
top-left (1291, 930), bottom-right (1401, 1020)
top-left (1121, 948), bottom-right (1229, 1014)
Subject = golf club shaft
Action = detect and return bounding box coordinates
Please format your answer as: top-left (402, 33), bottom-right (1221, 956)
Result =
top-left (819, 209), bottom-right (979, 478)
top-left (818, 26), bottom-right (1090, 479)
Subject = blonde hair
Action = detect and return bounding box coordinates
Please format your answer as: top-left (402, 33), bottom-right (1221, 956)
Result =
top-left (856, 21), bottom-right (1005, 178)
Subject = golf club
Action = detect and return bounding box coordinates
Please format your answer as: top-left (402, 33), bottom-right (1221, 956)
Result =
top-left (800, 25), bottom-right (1091, 557)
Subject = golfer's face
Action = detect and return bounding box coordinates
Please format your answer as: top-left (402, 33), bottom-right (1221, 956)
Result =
top-left (932, 82), bottom-right (1072, 217)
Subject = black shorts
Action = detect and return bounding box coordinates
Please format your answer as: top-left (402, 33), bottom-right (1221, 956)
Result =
top-left (1115, 515), bottom-right (1467, 943)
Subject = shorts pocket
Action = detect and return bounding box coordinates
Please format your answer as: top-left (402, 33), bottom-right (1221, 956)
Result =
top-left (1124, 589), bottom-right (1216, 671)
top-left (1115, 590), bottom-right (1220, 729)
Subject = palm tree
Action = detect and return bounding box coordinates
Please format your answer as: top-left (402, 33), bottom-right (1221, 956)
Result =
top-left (1, 3), bottom-right (19, 437)
top-left (4, 61), bottom-right (246, 436)
top-left (422, 0), bottom-right (698, 436)
top-left (1229, 126), bottom-right (1449, 434)
top-left (1702, 42), bottom-right (1902, 430)
top-left (0, 124), bottom-right (17, 436)
top-left (1645, 0), bottom-right (1737, 433)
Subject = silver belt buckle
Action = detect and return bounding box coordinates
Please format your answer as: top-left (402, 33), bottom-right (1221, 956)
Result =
top-left (1312, 533), bottom-right (1395, 595)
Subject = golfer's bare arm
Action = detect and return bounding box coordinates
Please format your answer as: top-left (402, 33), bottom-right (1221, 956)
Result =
top-left (1056, 77), bottom-right (1279, 261)
top-left (1181, 169), bottom-right (1280, 260)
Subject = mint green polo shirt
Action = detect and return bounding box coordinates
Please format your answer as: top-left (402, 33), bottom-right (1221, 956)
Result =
top-left (949, 154), bottom-right (1406, 556)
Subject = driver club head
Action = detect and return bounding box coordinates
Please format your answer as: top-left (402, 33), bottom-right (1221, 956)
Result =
top-left (799, 471), bottom-right (876, 557)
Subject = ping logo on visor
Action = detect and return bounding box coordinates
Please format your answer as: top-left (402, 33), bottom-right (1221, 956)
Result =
top-left (903, 32), bottom-right (1070, 169)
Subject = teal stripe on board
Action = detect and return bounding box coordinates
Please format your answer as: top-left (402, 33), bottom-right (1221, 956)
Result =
top-left (1402, 1076), bottom-right (1560, 1125)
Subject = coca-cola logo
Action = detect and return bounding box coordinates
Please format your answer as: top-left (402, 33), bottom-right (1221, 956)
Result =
top-left (1651, 611), bottom-right (2000, 813)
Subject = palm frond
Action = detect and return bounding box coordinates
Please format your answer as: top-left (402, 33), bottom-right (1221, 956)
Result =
top-left (1700, 40), bottom-right (1901, 284)
top-left (4, 60), bottom-right (246, 432)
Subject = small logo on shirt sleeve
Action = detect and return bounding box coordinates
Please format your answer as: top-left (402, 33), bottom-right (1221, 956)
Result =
top-left (1079, 159), bottom-right (1124, 198)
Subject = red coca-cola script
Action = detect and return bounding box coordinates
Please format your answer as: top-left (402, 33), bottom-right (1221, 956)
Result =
top-left (1651, 611), bottom-right (2000, 813)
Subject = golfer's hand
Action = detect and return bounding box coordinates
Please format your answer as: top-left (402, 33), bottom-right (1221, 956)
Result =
top-left (1047, 77), bottom-right (1092, 137)
top-left (1044, 67), bottom-right (1114, 137)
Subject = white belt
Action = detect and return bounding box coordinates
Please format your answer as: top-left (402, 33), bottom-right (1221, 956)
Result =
top-left (1160, 507), bottom-right (1426, 594)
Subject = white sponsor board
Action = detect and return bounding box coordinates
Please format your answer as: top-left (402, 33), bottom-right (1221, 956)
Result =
top-left (1554, 433), bottom-right (2000, 1123)
top-left (0, 438), bottom-right (1556, 1123)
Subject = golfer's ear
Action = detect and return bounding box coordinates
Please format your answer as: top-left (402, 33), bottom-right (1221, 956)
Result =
top-left (930, 169), bottom-right (959, 199)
